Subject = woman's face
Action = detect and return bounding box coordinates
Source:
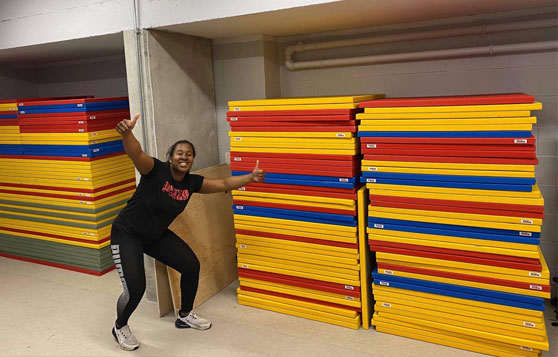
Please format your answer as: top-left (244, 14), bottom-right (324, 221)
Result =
top-left (169, 143), bottom-right (194, 175)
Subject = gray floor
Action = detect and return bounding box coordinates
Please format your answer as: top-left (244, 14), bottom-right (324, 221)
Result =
top-left (1, 256), bottom-right (556, 357)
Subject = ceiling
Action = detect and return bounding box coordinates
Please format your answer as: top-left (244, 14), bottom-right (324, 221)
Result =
top-left (0, 0), bottom-right (556, 66)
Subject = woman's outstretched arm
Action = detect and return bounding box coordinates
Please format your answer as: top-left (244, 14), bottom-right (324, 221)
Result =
top-left (116, 113), bottom-right (154, 175)
top-left (199, 160), bottom-right (265, 194)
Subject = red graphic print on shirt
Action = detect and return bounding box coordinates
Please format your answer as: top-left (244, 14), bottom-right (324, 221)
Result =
top-left (161, 181), bottom-right (190, 201)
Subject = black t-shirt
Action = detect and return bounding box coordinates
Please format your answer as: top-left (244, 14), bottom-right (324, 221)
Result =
top-left (113, 158), bottom-right (204, 243)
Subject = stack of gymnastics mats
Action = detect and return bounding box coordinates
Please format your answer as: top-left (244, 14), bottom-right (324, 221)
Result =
top-left (227, 95), bottom-right (384, 329)
top-left (357, 93), bottom-right (551, 356)
top-left (0, 97), bottom-right (135, 275)
top-left (0, 99), bottom-right (20, 154)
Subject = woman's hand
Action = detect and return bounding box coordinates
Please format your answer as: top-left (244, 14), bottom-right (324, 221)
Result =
top-left (116, 113), bottom-right (140, 135)
top-left (251, 160), bottom-right (266, 183)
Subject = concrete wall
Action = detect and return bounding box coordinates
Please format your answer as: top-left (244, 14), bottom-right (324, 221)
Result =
top-left (0, 0), bottom-right (335, 51)
top-left (0, 65), bottom-right (38, 99)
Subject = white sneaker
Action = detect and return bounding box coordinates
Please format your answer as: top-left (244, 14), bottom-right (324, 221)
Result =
top-left (175, 311), bottom-right (212, 330)
top-left (112, 324), bottom-right (139, 351)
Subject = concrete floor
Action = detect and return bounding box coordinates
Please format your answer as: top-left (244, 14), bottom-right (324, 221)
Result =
top-left (1, 256), bottom-right (556, 357)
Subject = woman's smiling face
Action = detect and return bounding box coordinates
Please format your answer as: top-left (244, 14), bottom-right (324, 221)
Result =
top-left (169, 142), bottom-right (194, 175)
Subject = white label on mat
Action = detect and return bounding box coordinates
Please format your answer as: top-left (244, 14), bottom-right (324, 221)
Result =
top-left (521, 219), bottom-right (533, 224)
top-left (233, 157), bottom-right (242, 161)
top-left (90, 116), bottom-right (96, 119)
top-left (77, 104), bottom-right (83, 107)
top-left (234, 107), bottom-right (240, 111)
top-left (367, 179), bottom-right (377, 183)
top-left (383, 270), bottom-right (393, 275)
top-left (374, 224), bottom-right (384, 229)
top-left (92, 132), bottom-right (97, 136)
top-left (379, 281), bottom-right (390, 286)
top-left (381, 302), bottom-right (391, 308)
top-left (236, 206), bottom-right (244, 210)
top-left (93, 149), bottom-right (99, 153)
top-left (514, 139), bottom-right (528, 144)
top-left (78, 121), bottom-right (84, 124)
top-left (367, 144), bottom-right (377, 148)
top-left (81, 154), bottom-right (87, 158)
top-left (339, 178), bottom-right (349, 182)
top-left (368, 167), bottom-right (378, 171)
top-left (345, 296), bottom-right (355, 301)
top-left (529, 272), bottom-right (541, 277)
top-left (519, 232), bottom-right (531, 236)
top-left (238, 187), bottom-right (246, 191)
top-left (234, 137), bottom-right (242, 141)
top-left (239, 244), bottom-right (246, 249)
top-left (336, 133), bottom-right (346, 137)
top-left (520, 347), bottom-right (533, 351)
top-left (523, 322), bottom-right (536, 328)
top-left (78, 129), bottom-right (84, 132)
top-left (230, 117), bottom-right (238, 121)
top-left (344, 285), bottom-right (354, 290)
top-left (529, 285), bottom-right (542, 290)
top-left (241, 264), bottom-right (249, 268)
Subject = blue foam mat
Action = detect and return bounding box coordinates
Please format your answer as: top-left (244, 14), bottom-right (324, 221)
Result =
top-left (20, 100), bottom-right (129, 110)
top-left (360, 177), bottom-right (533, 192)
top-left (232, 171), bottom-right (356, 183)
top-left (233, 204), bottom-right (356, 223)
top-left (19, 103), bottom-right (129, 115)
top-left (368, 217), bottom-right (540, 238)
top-left (0, 115), bottom-right (17, 119)
top-left (358, 131), bottom-right (532, 138)
top-left (368, 220), bottom-right (540, 244)
top-left (22, 142), bottom-right (124, 157)
top-left (0, 146), bottom-right (23, 155)
top-left (361, 171), bottom-right (536, 185)
top-left (233, 209), bottom-right (357, 227)
top-left (372, 270), bottom-right (544, 308)
top-left (238, 177), bottom-right (356, 189)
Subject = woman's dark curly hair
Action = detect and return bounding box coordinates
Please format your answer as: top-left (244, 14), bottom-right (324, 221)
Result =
top-left (166, 140), bottom-right (196, 160)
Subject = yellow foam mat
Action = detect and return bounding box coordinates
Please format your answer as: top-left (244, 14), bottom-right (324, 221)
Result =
top-left (0, 191), bottom-right (134, 210)
top-left (376, 251), bottom-right (550, 279)
top-left (0, 189), bottom-right (133, 206)
top-left (230, 103), bottom-right (362, 111)
top-left (0, 182), bottom-right (135, 199)
top-left (236, 243), bottom-right (359, 268)
top-left (229, 147), bottom-right (357, 155)
top-left (363, 102), bottom-right (542, 113)
top-left (374, 302), bottom-right (545, 335)
top-left (237, 259), bottom-right (359, 286)
top-left (236, 235), bottom-right (358, 258)
top-left (0, 104), bottom-right (17, 111)
top-left (0, 202), bottom-right (125, 221)
top-left (363, 166), bottom-right (535, 178)
top-left (230, 132), bottom-right (356, 138)
top-left (239, 277), bottom-right (360, 307)
top-left (0, 219), bottom-right (109, 240)
top-left (357, 186), bottom-right (371, 329)
top-left (372, 284), bottom-right (544, 318)
top-left (373, 310), bottom-right (549, 350)
top-left (376, 257), bottom-right (549, 286)
top-left (234, 215), bottom-right (357, 234)
top-left (358, 124), bottom-right (532, 132)
top-left (232, 190), bottom-right (354, 207)
top-left (373, 290), bottom-right (544, 325)
top-left (369, 231), bottom-right (539, 259)
top-left (238, 296), bottom-right (361, 329)
top-left (376, 268), bottom-right (549, 299)
top-left (0, 229), bottom-right (110, 249)
top-left (20, 129), bottom-right (119, 140)
top-left (1, 209), bottom-right (117, 229)
top-left (231, 141), bottom-right (359, 150)
top-left (237, 253), bottom-right (360, 281)
top-left (20, 137), bottom-right (120, 145)
top-left (233, 196), bottom-right (355, 211)
top-left (0, 126), bottom-right (20, 133)
top-left (231, 136), bottom-right (357, 144)
top-left (0, 167), bottom-right (135, 181)
top-left (0, 155), bottom-right (132, 170)
top-left (234, 223), bottom-right (357, 244)
top-left (373, 319), bottom-right (541, 357)
top-left (359, 118), bottom-right (537, 126)
top-left (369, 205), bottom-right (542, 226)
top-left (368, 209), bottom-right (541, 232)
top-left (367, 184), bottom-right (543, 206)
top-left (228, 94), bottom-right (382, 106)
top-left (238, 288), bottom-right (358, 317)
top-left (368, 228), bottom-right (538, 252)
top-left (356, 111), bottom-right (533, 119)
top-left (0, 175), bottom-right (135, 190)
top-left (362, 160), bottom-right (534, 172)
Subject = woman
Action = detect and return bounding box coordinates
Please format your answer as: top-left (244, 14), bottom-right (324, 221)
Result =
top-left (110, 113), bottom-right (265, 351)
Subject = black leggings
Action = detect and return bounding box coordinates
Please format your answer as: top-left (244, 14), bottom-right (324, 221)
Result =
top-left (110, 225), bottom-right (200, 327)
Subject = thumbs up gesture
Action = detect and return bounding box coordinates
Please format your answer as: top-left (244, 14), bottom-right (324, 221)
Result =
top-left (251, 160), bottom-right (266, 183)
top-left (115, 113), bottom-right (140, 135)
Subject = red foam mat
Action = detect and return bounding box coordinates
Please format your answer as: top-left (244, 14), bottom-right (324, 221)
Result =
top-left (18, 111), bottom-right (130, 123)
top-left (231, 151), bottom-right (357, 161)
top-left (360, 135), bottom-right (536, 145)
top-left (369, 194), bottom-right (544, 214)
top-left (359, 93), bottom-right (534, 108)
top-left (18, 109), bottom-right (130, 118)
top-left (238, 184), bottom-right (358, 200)
top-left (232, 156), bottom-right (358, 167)
top-left (239, 285), bottom-right (361, 312)
top-left (227, 109), bottom-right (358, 116)
top-left (361, 148), bottom-right (536, 159)
top-left (229, 121), bottom-right (354, 127)
top-left (234, 198), bottom-right (356, 215)
top-left (377, 262), bottom-right (550, 292)
top-left (15, 96), bottom-right (93, 106)
top-left (0, 185), bottom-right (135, 201)
top-left (19, 96), bottom-right (128, 106)
top-left (0, 152), bottom-right (124, 161)
top-left (230, 125), bottom-right (357, 132)
top-left (370, 198), bottom-right (545, 219)
top-left (362, 154), bottom-right (537, 165)
top-left (1, 178), bottom-right (136, 194)
top-left (369, 242), bottom-right (542, 271)
top-left (231, 163), bottom-right (357, 177)
top-left (19, 123), bottom-right (120, 133)
top-left (0, 119), bottom-right (18, 125)
top-left (235, 229), bottom-right (357, 249)
top-left (238, 268), bottom-right (360, 295)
